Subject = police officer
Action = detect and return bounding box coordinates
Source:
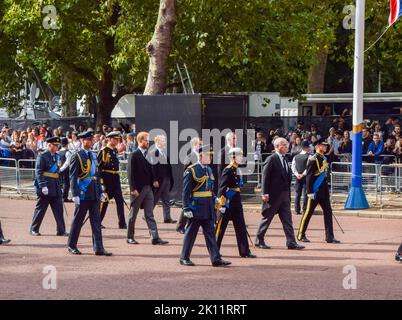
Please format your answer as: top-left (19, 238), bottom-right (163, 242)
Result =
top-left (216, 147), bottom-right (255, 258)
top-left (30, 137), bottom-right (67, 236)
top-left (180, 145), bottom-right (231, 267)
top-left (396, 243), bottom-right (402, 262)
top-left (67, 131), bottom-right (112, 256)
top-left (0, 221), bottom-right (10, 245)
top-left (98, 131), bottom-right (127, 229)
top-left (58, 137), bottom-right (72, 202)
top-left (297, 138), bottom-right (340, 244)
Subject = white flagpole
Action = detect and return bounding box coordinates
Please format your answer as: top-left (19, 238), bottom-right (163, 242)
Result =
top-left (345, 0), bottom-right (369, 209)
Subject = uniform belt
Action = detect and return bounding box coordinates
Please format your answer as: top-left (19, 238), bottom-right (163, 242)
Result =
top-left (102, 169), bottom-right (119, 174)
top-left (80, 176), bottom-right (97, 181)
top-left (192, 191), bottom-right (212, 197)
top-left (43, 172), bottom-right (59, 179)
top-left (228, 187), bottom-right (241, 192)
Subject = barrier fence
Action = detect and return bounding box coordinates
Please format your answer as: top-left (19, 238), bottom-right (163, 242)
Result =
top-left (1, 157), bottom-right (402, 209)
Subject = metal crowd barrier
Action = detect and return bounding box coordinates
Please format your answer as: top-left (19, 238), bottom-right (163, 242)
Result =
top-left (0, 158), bottom-right (18, 190)
top-left (330, 162), bottom-right (379, 204)
top-left (379, 164), bottom-right (402, 209)
top-left (17, 159), bottom-right (37, 193)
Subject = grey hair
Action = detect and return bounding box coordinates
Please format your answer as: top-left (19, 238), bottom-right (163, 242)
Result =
top-left (274, 137), bottom-right (288, 149)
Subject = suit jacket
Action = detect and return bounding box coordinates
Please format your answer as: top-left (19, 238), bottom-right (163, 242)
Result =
top-left (151, 148), bottom-right (174, 191)
top-left (217, 146), bottom-right (231, 179)
top-left (262, 153), bottom-right (291, 205)
top-left (69, 149), bottom-right (102, 201)
top-left (127, 148), bottom-right (154, 193)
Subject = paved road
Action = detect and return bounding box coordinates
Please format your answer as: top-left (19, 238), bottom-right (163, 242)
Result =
top-left (0, 198), bottom-right (401, 300)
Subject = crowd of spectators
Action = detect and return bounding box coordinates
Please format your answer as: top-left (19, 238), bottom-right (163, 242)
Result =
top-left (254, 116), bottom-right (402, 164)
top-left (0, 123), bottom-right (138, 163)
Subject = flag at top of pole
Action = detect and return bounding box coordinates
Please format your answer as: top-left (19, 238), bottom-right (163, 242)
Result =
top-left (389, 0), bottom-right (402, 26)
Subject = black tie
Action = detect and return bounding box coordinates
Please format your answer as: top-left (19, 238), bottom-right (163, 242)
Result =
top-left (282, 156), bottom-right (287, 173)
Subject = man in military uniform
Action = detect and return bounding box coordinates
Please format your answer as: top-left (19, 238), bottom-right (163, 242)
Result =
top-left (396, 243), bottom-right (402, 262)
top-left (216, 147), bottom-right (255, 258)
top-left (30, 137), bottom-right (67, 236)
top-left (98, 131), bottom-right (127, 229)
top-left (0, 221), bottom-right (11, 245)
top-left (297, 138), bottom-right (340, 244)
top-left (176, 137), bottom-right (203, 234)
top-left (180, 145), bottom-right (231, 267)
top-left (67, 131), bottom-right (112, 256)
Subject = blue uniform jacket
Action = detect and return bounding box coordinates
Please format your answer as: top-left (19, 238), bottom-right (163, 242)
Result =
top-left (34, 151), bottom-right (62, 197)
top-left (69, 149), bottom-right (102, 201)
top-left (182, 163), bottom-right (216, 220)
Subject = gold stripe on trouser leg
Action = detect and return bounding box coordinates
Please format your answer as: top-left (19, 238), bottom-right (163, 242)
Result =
top-left (297, 198), bottom-right (312, 241)
top-left (215, 216), bottom-right (223, 240)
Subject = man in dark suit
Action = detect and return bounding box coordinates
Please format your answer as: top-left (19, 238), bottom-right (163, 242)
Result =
top-left (0, 221), bottom-right (10, 245)
top-left (30, 137), bottom-right (67, 236)
top-left (255, 137), bottom-right (305, 250)
top-left (151, 135), bottom-right (175, 223)
top-left (396, 243), bottom-right (402, 262)
top-left (126, 131), bottom-right (168, 245)
top-left (67, 131), bottom-right (112, 256)
top-left (217, 132), bottom-right (237, 180)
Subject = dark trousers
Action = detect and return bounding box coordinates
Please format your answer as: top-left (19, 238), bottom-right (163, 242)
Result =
top-left (255, 191), bottom-right (297, 247)
top-left (31, 195), bottom-right (66, 234)
top-left (153, 177), bottom-right (172, 221)
top-left (180, 218), bottom-right (221, 264)
top-left (127, 185), bottom-right (159, 240)
top-left (67, 200), bottom-right (104, 252)
top-left (61, 170), bottom-right (70, 200)
top-left (294, 177), bottom-right (307, 214)
top-left (100, 189), bottom-right (126, 227)
top-left (216, 202), bottom-right (250, 256)
top-left (297, 189), bottom-right (335, 241)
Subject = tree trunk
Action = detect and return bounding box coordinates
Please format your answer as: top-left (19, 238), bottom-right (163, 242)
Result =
top-left (96, 68), bottom-right (115, 128)
top-left (307, 48), bottom-right (328, 94)
top-left (144, 0), bottom-right (177, 95)
top-left (61, 81), bottom-right (77, 117)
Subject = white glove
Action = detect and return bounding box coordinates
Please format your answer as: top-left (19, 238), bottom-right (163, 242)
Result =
top-left (41, 187), bottom-right (49, 195)
top-left (72, 196), bottom-right (80, 205)
top-left (183, 210), bottom-right (194, 219)
top-left (100, 193), bottom-right (107, 202)
top-left (219, 207), bottom-right (226, 214)
top-left (307, 193), bottom-right (315, 199)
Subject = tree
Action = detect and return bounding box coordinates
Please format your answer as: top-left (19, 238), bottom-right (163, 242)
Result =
top-left (144, 0), bottom-right (177, 95)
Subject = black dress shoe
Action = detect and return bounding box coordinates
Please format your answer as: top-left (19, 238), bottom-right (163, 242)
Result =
top-left (68, 247), bottom-right (82, 255)
top-left (241, 253), bottom-right (257, 258)
top-left (288, 243), bottom-right (305, 250)
top-left (152, 238), bottom-right (169, 245)
top-left (0, 238), bottom-right (11, 245)
top-left (95, 250), bottom-right (112, 256)
top-left (56, 232), bottom-right (69, 236)
top-left (395, 252), bottom-right (402, 262)
top-left (101, 225), bottom-right (106, 229)
top-left (64, 199), bottom-right (73, 203)
top-left (212, 259), bottom-right (232, 267)
top-left (180, 259), bottom-right (195, 266)
top-left (176, 227), bottom-right (185, 234)
top-left (119, 224), bottom-right (127, 229)
top-left (164, 219), bottom-right (177, 224)
top-left (326, 239), bottom-right (341, 244)
top-left (256, 244), bottom-right (271, 249)
top-left (30, 231), bottom-right (41, 236)
top-left (127, 238), bottom-right (139, 245)
top-left (300, 235), bottom-right (310, 243)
